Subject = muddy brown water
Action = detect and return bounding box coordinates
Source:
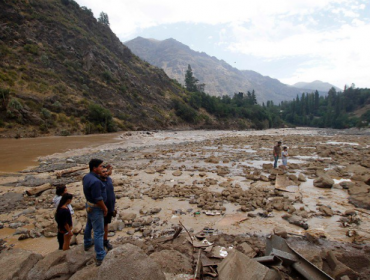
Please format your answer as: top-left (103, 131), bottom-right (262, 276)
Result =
top-left (0, 132), bottom-right (123, 173)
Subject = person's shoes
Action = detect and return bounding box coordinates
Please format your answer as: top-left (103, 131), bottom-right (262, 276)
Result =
top-left (96, 259), bottom-right (103, 267)
top-left (84, 243), bottom-right (94, 251)
top-left (104, 239), bottom-right (113, 251)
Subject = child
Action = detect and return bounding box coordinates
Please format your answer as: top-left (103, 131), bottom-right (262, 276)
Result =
top-left (53, 184), bottom-right (74, 214)
top-left (282, 146), bottom-right (288, 169)
top-left (55, 193), bottom-right (74, 251)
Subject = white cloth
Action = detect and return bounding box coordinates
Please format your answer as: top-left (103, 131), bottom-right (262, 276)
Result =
top-left (53, 195), bottom-right (74, 215)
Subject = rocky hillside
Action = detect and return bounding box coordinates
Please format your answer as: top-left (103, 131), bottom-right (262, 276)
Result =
top-left (124, 37), bottom-right (303, 104)
top-left (0, 0), bottom-right (199, 137)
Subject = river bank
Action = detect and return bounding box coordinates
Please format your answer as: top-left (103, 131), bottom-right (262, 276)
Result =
top-left (1, 128), bottom-right (370, 279)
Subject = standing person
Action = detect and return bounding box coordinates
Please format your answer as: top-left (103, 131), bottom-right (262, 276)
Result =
top-left (100, 164), bottom-right (116, 251)
top-left (53, 184), bottom-right (74, 250)
top-left (273, 141), bottom-right (282, 169)
top-left (282, 146), bottom-right (289, 169)
top-left (55, 193), bottom-right (74, 251)
top-left (83, 159), bottom-right (108, 267)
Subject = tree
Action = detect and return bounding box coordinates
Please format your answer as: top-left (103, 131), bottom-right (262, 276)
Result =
top-left (184, 65), bottom-right (199, 92)
top-left (98, 12), bottom-right (110, 26)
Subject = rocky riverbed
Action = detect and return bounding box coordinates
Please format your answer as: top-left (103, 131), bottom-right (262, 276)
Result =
top-left (1, 128), bottom-right (370, 280)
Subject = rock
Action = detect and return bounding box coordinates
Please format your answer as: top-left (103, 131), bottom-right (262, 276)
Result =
top-left (273, 226), bottom-right (288, 238)
top-left (27, 250), bottom-right (67, 280)
top-left (218, 250), bottom-right (279, 280)
top-left (109, 221), bottom-right (125, 232)
top-left (282, 214), bottom-right (309, 230)
top-left (119, 213), bottom-right (137, 221)
top-left (145, 169), bottom-right (156, 174)
top-left (313, 176), bottom-right (334, 188)
top-left (97, 243), bottom-right (166, 280)
top-left (150, 208), bottom-right (162, 214)
top-left (326, 251), bottom-right (359, 280)
top-left (305, 229), bottom-right (327, 244)
top-left (142, 229), bottom-right (151, 237)
top-left (9, 222), bottom-right (24, 229)
top-left (298, 173), bottom-right (307, 182)
top-left (69, 265), bottom-right (98, 280)
top-left (236, 243), bottom-right (256, 258)
top-left (66, 245), bottom-right (95, 274)
top-left (262, 163), bottom-right (273, 170)
top-left (0, 249), bottom-right (42, 280)
top-left (14, 228), bottom-right (30, 235)
top-left (319, 206), bottom-right (334, 216)
top-left (66, 158), bottom-right (75, 163)
top-left (172, 170), bottom-right (182, 176)
top-left (150, 250), bottom-right (192, 274)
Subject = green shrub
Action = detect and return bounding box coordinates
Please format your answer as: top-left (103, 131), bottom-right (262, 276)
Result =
top-left (41, 108), bottom-right (51, 119)
top-left (24, 44), bottom-right (39, 55)
top-left (88, 103), bottom-right (116, 132)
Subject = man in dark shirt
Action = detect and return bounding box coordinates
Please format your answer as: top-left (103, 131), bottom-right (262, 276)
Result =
top-left (83, 159), bottom-right (108, 266)
top-left (100, 164), bottom-right (116, 251)
top-left (273, 141), bottom-right (282, 169)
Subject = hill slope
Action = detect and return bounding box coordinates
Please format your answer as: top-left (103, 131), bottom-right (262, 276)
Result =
top-left (125, 37), bottom-right (303, 103)
top-left (0, 0), bottom-right (193, 137)
top-left (292, 80), bottom-right (341, 93)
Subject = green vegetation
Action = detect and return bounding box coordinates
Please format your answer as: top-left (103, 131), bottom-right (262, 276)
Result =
top-left (87, 103), bottom-right (116, 133)
top-left (276, 85), bottom-right (370, 128)
top-left (98, 12), bottom-right (110, 26)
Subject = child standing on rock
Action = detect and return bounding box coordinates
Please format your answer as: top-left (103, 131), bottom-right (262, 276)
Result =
top-left (282, 146), bottom-right (288, 169)
top-left (55, 193), bottom-right (74, 251)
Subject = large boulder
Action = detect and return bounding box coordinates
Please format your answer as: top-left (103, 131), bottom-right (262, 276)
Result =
top-left (27, 250), bottom-right (67, 280)
top-left (66, 245), bottom-right (95, 274)
top-left (0, 249), bottom-right (42, 280)
top-left (69, 265), bottom-right (98, 280)
top-left (218, 250), bottom-right (280, 280)
top-left (97, 243), bottom-right (166, 280)
top-left (313, 176), bottom-right (334, 188)
top-left (150, 250), bottom-right (192, 274)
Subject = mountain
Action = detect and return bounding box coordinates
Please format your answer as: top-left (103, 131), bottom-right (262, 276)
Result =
top-left (292, 81), bottom-right (341, 93)
top-left (0, 0), bottom-right (202, 137)
top-left (124, 37), bottom-right (303, 104)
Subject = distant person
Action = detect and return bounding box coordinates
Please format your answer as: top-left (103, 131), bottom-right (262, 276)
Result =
top-left (273, 141), bottom-right (282, 168)
top-left (100, 164), bottom-right (116, 251)
top-left (83, 159), bottom-right (108, 267)
top-left (55, 193), bottom-right (73, 251)
top-left (53, 184), bottom-right (74, 250)
top-left (282, 146), bottom-right (289, 169)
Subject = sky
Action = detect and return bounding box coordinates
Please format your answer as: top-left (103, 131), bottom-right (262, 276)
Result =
top-left (75, 0), bottom-right (370, 89)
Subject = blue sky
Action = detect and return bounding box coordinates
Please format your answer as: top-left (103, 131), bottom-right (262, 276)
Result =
top-left (76, 0), bottom-right (370, 89)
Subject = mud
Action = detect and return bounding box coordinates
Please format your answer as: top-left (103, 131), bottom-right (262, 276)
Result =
top-left (1, 128), bottom-right (370, 279)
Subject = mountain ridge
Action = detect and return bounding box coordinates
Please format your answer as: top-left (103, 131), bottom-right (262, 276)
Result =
top-left (125, 37), bottom-right (305, 103)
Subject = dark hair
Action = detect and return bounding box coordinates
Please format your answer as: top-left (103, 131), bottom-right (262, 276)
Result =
top-left (283, 146), bottom-right (287, 150)
top-left (55, 184), bottom-right (66, 196)
top-left (278, 141), bottom-right (282, 144)
top-left (89, 159), bottom-right (103, 171)
top-left (57, 193), bottom-right (73, 211)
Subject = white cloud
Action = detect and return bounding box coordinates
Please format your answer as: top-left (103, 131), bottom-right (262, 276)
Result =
top-left (75, 0), bottom-right (370, 87)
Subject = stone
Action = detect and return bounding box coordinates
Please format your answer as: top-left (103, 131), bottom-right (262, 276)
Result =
top-left (326, 251), bottom-right (359, 280)
top-left (27, 250), bottom-right (67, 280)
top-left (298, 173), bottom-right (307, 182)
top-left (313, 176), bottom-right (334, 188)
top-left (69, 265), bottom-right (98, 280)
top-left (319, 206), bottom-right (334, 216)
top-left (150, 250), bottom-right (192, 274)
top-left (0, 249), bottom-right (42, 280)
top-left (273, 226), bottom-right (288, 238)
top-left (97, 244), bottom-right (166, 280)
top-left (119, 212), bottom-right (137, 221)
top-left (236, 242), bottom-right (256, 258)
top-left (172, 170), bottom-right (182, 176)
top-left (218, 250), bottom-right (279, 280)
top-left (66, 245), bottom-right (95, 274)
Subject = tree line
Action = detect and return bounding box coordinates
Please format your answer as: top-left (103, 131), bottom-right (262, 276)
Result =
top-left (275, 85), bottom-right (370, 128)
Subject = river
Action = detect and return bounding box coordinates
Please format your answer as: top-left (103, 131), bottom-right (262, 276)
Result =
top-left (0, 132), bottom-right (123, 173)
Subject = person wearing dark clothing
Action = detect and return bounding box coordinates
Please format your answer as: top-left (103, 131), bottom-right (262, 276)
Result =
top-left (55, 193), bottom-right (73, 251)
top-left (100, 164), bottom-right (116, 250)
top-left (273, 141), bottom-right (282, 169)
top-left (83, 159), bottom-right (108, 267)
